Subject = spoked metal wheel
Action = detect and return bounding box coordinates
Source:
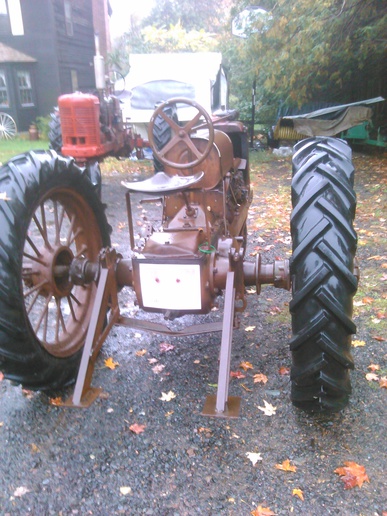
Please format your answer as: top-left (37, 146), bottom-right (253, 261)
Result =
top-left (0, 112), bottom-right (17, 139)
top-left (23, 189), bottom-right (103, 357)
top-left (0, 150), bottom-right (111, 389)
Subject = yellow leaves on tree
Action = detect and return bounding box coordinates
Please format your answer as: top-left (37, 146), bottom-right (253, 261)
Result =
top-left (335, 461), bottom-right (370, 489)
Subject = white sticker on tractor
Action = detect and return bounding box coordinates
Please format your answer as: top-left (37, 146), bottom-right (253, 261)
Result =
top-left (139, 263), bottom-right (201, 310)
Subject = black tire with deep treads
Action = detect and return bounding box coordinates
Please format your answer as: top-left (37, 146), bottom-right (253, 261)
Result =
top-left (48, 109), bottom-right (62, 153)
top-left (0, 150), bottom-right (111, 390)
top-left (152, 104), bottom-right (178, 172)
top-left (290, 137), bottom-right (358, 412)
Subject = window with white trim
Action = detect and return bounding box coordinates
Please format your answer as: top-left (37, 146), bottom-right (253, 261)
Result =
top-left (64, 1), bottom-right (73, 36)
top-left (0, 69), bottom-right (9, 107)
top-left (17, 70), bottom-right (34, 106)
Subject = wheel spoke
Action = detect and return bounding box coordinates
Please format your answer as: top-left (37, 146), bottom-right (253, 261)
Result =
top-left (23, 251), bottom-right (47, 266)
top-left (67, 295), bottom-right (78, 322)
top-left (23, 279), bottom-right (49, 298)
top-left (160, 110), bottom-right (180, 132)
top-left (184, 137), bottom-right (203, 159)
top-left (26, 288), bottom-right (43, 315)
top-left (74, 244), bottom-right (88, 258)
top-left (26, 235), bottom-right (42, 259)
top-left (32, 212), bottom-right (51, 248)
top-left (55, 298), bottom-right (67, 341)
top-left (33, 295), bottom-right (51, 334)
top-left (183, 111), bottom-right (202, 133)
top-left (66, 214), bottom-right (76, 246)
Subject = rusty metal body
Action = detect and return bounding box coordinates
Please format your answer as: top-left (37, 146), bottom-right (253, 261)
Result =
top-left (63, 99), bottom-right (291, 416)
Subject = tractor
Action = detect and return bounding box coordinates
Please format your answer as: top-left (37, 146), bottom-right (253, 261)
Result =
top-left (0, 94), bottom-right (358, 416)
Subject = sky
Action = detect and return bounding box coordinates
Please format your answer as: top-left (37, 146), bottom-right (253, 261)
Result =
top-left (109, 0), bottom-right (155, 37)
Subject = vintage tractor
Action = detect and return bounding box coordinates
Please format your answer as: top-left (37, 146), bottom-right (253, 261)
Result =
top-left (0, 98), bottom-right (358, 415)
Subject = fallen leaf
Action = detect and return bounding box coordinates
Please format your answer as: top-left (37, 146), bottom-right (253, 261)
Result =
top-left (292, 488), bottom-right (304, 501)
top-left (379, 377), bottom-right (387, 388)
top-left (49, 396), bottom-right (63, 406)
top-left (258, 400), bottom-right (276, 416)
top-left (198, 427), bottom-right (212, 434)
top-left (148, 358), bottom-right (158, 364)
top-left (230, 370), bottom-right (246, 379)
top-left (334, 461), bottom-right (370, 489)
top-left (165, 410), bottom-right (174, 417)
top-left (13, 486), bottom-right (30, 497)
top-left (251, 506), bottom-right (276, 516)
top-left (367, 363), bottom-right (380, 371)
top-left (30, 443), bottom-right (40, 453)
top-left (362, 297), bottom-right (374, 304)
top-left (245, 326), bottom-right (256, 332)
top-left (373, 335), bottom-right (385, 342)
top-left (22, 389), bottom-right (34, 399)
top-left (239, 361), bottom-right (254, 371)
top-left (129, 423), bottom-right (146, 434)
top-left (352, 339), bottom-right (366, 347)
top-left (253, 373), bottom-right (268, 384)
top-left (275, 459), bottom-right (297, 472)
top-left (152, 364), bottom-right (165, 374)
top-left (246, 451), bottom-right (263, 466)
top-left (160, 342), bottom-right (174, 353)
top-left (104, 357), bottom-right (119, 369)
top-left (120, 486), bottom-right (132, 496)
top-left (0, 371), bottom-right (3, 382)
top-left (365, 372), bottom-right (379, 382)
top-left (0, 192), bottom-right (11, 201)
top-left (159, 390), bottom-right (176, 402)
top-left (241, 383), bottom-right (253, 391)
top-left (278, 366), bottom-right (290, 375)
top-left (135, 349), bottom-right (147, 357)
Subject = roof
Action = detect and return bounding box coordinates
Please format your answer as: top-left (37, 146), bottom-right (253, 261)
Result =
top-left (0, 42), bottom-right (36, 63)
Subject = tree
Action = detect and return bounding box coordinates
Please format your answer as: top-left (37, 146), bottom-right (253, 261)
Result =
top-left (221, 0), bottom-right (387, 123)
top-left (143, 0), bottom-right (229, 32)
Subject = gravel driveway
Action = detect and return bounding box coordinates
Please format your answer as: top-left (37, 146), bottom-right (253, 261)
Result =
top-left (0, 150), bottom-right (386, 515)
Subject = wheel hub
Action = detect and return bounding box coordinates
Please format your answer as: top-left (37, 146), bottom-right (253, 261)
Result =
top-left (32, 245), bottom-right (74, 298)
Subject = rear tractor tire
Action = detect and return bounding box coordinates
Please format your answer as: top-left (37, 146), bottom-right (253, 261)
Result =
top-left (0, 151), bottom-right (111, 390)
top-left (290, 137), bottom-right (358, 412)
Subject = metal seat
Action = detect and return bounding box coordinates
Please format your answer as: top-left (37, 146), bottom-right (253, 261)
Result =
top-left (122, 171), bottom-right (204, 194)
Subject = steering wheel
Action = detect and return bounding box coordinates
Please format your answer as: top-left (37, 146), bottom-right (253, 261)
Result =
top-left (148, 98), bottom-right (215, 169)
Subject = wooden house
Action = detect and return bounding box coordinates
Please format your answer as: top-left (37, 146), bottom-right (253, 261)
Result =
top-left (0, 0), bottom-right (111, 132)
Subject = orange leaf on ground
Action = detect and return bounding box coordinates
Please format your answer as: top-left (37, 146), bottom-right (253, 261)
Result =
top-left (278, 366), bottom-right (290, 375)
top-left (292, 488), bottom-right (304, 501)
top-left (362, 297), bottom-right (374, 304)
top-left (49, 396), bottom-right (63, 406)
top-left (275, 459), bottom-right (297, 472)
top-left (379, 377), bottom-right (387, 388)
top-left (334, 461), bottom-right (370, 489)
top-left (239, 361), bottom-right (254, 371)
top-left (253, 373), bottom-right (268, 384)
top-left (230, 371), bottom-right (246, 379)
top-left (251, 506), bottom-right (276, 516)
top-left (0, 371), bottom-right (3, 381)
top-left (365, 372), bottom-right (379, 382)
top-left (104, 357), bottom-right (119, 369)
top-left (135, 349), bottom-right (147, 357)
top-left (129, 423), bottom-right (146, 434)
top-left (367, 363), bottom-right (380, 371)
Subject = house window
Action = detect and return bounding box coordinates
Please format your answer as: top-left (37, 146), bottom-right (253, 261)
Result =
top-left (64, 1), bottom-right (73, 36)
top-left (71, 70), bottom-right (78, 92)
top-left (17, 71), bottom-right (34, 106)
top-left (0, 69), bottom-right (9, 107)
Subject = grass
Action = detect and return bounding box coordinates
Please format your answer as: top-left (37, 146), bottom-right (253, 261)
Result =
top-left (0, 136), bottom-right (49, 165)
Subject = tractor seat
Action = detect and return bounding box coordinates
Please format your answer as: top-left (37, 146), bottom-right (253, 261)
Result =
top-left (122, 171), bottom-right (204, 194)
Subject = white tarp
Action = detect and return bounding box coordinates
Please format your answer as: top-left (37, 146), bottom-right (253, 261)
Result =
top-left (117, 53), bottom-right (227, 138)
